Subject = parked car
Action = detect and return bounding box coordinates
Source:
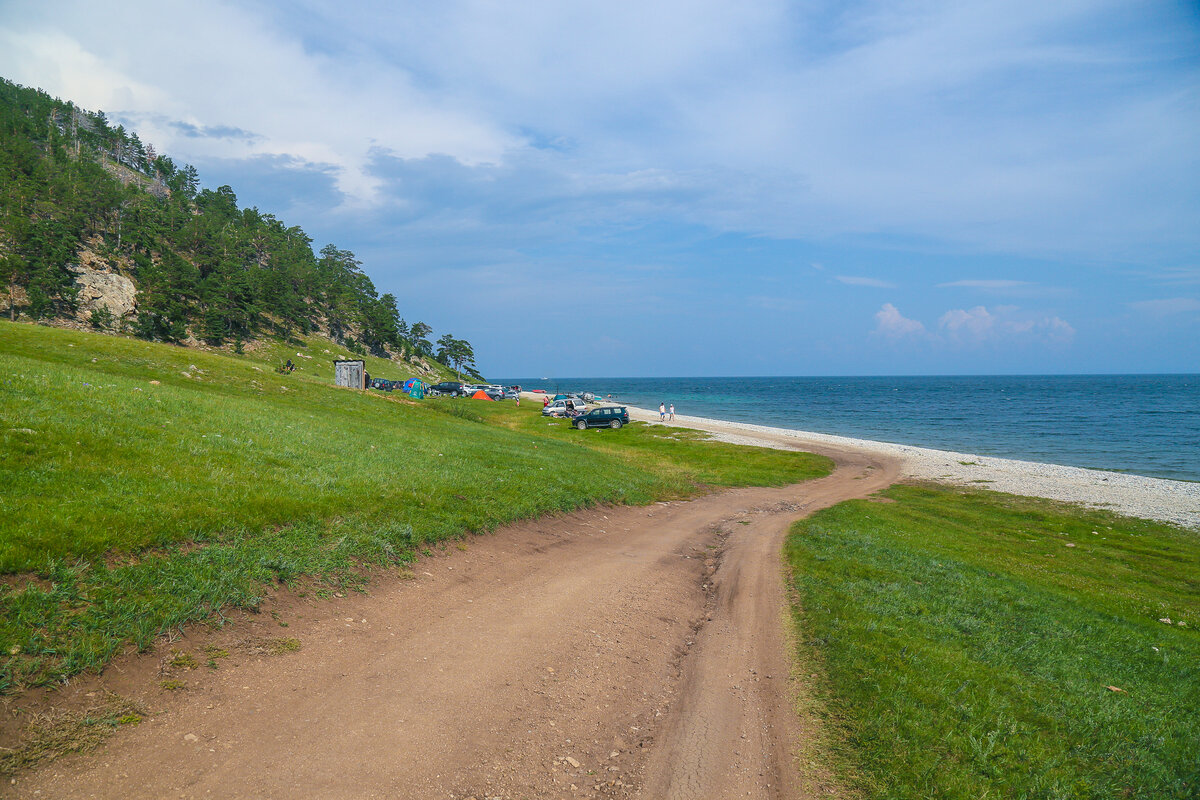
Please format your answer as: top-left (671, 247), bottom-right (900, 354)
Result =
top-left (572, 406), bottom-right (630, 429)
top-left (428, 381), bottom-right (465, 397)
top-left (541, 398), bottom-right (588, 417)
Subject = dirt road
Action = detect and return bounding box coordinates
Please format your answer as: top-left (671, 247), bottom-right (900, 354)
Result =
top-left (10, 445), bottom-right (896, 800)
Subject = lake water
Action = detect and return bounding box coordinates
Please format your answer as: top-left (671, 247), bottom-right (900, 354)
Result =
top-left (499, 375), bottom-right (1200, 481)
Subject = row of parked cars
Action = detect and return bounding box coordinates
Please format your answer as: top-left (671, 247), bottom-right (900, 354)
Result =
top-left (427, 381), bottom-right (519, 400)
top-left (426, 382), bottom-right (631, 431)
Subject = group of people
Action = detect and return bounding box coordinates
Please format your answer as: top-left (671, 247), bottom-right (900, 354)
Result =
top-left (658, 402), bottom-right (675, 421)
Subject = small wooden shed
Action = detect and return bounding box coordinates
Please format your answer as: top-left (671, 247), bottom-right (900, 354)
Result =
top-left (334, 359), bottom-right (365, 389)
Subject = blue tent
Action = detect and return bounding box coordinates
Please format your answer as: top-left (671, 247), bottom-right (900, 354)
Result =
top-left (403, 378), bottom-right (426, 399)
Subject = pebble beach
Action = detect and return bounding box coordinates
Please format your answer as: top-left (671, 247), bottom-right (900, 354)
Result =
top-left (624, 406), bottom-right (1200, 530)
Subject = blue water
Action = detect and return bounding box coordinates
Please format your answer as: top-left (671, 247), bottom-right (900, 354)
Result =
top-left (501, 375), bottom-right (1200, 481)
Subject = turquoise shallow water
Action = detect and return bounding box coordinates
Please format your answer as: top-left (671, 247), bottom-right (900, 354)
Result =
top-left (499, 375), bottom-right (1200, 481)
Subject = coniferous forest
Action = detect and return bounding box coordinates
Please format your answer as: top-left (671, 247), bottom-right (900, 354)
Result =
top-left (0, 77), bottom-right (474, 370)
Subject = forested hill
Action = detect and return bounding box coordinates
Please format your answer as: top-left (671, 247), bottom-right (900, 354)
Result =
top-left (0, 77), bottom-right (477, 376)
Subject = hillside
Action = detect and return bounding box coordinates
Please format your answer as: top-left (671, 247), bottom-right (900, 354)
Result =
top-left (0, 77), bottom-right (474, 378)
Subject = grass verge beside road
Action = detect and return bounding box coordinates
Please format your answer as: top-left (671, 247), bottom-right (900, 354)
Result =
top-left (0, 321), bottom-right (831, 692)
top-left (786, 484), bottom-right (1199, 799)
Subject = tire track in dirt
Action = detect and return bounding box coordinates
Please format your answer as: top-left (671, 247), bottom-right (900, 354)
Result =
top-left (9, 445), bottom-right (896, 800)
top-left (638, 451), bottom-right (897, 800)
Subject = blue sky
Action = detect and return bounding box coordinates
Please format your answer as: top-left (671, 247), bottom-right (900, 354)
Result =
top-left (2, 0), bottom-right (1198, 376)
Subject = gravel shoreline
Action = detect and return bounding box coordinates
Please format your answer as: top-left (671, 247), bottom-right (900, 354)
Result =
top-left (625, 406), bottom-right (1200, 530)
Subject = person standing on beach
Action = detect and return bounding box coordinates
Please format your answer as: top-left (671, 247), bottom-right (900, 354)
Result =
top-left (659, 402), bottom-right (666, 421)
top-left (669, 403), bottom-right (675, 421)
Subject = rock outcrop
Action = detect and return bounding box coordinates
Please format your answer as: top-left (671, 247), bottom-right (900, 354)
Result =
top-left (70, 262), bottom-right (137, 324)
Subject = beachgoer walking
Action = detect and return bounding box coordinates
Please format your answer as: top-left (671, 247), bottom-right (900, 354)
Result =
top-left (515, 393), bottom-right (520, 407)
top-left (669, 403), bottom-right (675, 421)
top-left (659, 402), bottom-right (666, 421)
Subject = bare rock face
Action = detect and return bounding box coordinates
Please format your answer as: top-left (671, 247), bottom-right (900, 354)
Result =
top-left (70, 263), bottom-right (137, 323)
top-left (411, 356), bottom-right (441, 378)
top-left (0, 284), bottom-right (29, 316)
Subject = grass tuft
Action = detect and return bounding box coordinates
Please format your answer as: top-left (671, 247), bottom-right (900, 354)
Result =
top-left (168, 652), bottom-right (198, 670)
top-left (265, 637), bottom-right (301, 655)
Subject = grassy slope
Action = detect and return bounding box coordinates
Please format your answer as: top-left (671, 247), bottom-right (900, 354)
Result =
top-left (243, 333), bottom-right (459, 386)
top-left (2, 327), bottom-right (482, 569)
top-left (786, 484), bottom-right (1199, 799)
top-left (0, 320), bottom-right (831, 691)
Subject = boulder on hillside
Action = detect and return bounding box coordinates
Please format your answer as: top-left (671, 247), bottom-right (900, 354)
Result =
top-left (70, 263), bottom-right (137, 325)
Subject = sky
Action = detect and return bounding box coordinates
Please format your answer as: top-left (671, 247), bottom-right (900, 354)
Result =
top-left (2, 0), bottom-right (1198, 377)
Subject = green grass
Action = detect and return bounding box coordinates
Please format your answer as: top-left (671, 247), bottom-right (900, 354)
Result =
top-left (0, 320), bottom-right (830, 691)
top-left (786, 484), bottom-right (1200, 799)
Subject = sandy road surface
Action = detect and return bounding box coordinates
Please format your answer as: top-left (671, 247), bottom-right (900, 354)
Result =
top-left (11, 446), bottom-right (896, 800)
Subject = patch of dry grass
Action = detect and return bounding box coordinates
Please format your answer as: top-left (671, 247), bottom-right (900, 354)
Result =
top-left (0, 693), bottom-right (145, 776)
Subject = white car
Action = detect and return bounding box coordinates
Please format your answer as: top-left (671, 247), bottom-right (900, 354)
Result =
top-left (541, 398), bottom-right (588, 417)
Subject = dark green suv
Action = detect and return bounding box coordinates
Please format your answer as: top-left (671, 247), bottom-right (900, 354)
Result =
top-left (573, 406), bottom-right (630, 429)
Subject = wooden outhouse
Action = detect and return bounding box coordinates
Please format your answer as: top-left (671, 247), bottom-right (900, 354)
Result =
top-left (334, 359), bottom-right (365, 389)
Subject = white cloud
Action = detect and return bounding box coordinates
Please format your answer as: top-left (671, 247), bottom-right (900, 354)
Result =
top-left (868, 303), bottom-right (1075, 348)
top-left (874, 303), bottom-right (926, 338)
top-left (1129, 298), bottom-right (1200, 316)
top-left (939, 305), bottom-right (997, 338)
top-left (0, 30), bottom-right (171, 112)
top-left (938, 305), bottom-right (1074, 344)
top-left (837, 276), bottom-right (897, 288)
top-left (1043, 317), bottom-right (1076, 342)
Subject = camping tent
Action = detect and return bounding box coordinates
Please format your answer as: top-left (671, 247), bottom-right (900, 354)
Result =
top-left (470, 389), bottom-right (494, 400)
top-left (402, 378), bottom-right (425, 399)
